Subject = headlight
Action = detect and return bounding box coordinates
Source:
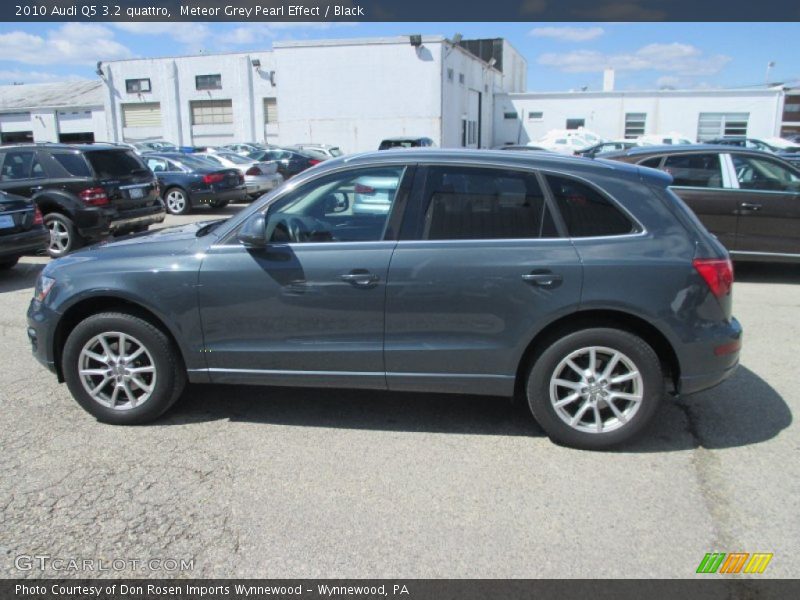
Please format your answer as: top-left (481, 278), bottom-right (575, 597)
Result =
top-left (34, 275), bottom-right (55, 303)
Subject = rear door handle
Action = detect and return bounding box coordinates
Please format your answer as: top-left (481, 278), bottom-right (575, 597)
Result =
top-left (522, 270), bottom-right (563, 288)
top-left (30, 186), bottom-right (43, 192)
top-left (740, 202), bottom-right (762, 211)
top-left (340, 270), bottom-right (380, 288)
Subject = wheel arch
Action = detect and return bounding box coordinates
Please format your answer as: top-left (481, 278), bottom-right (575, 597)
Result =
top-left (52, 294), bottom-right (187, 382)
top-left (514, 309), bottom-right (681, 397)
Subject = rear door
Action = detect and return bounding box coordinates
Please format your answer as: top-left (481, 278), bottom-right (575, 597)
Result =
top-left (727, 153), bottom-right (800, 256)
top-left (384, 164), bottom-right (582, 397)
top-left (659, 152), bottom-right (738, 250)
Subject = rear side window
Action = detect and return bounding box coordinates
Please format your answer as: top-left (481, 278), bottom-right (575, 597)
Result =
top-left (51, 153), bottom-right (92, 177)
top-left (84, 150), bottom-right (147, 179)
top-left (662, 153), bottom-right (723, 188)
top-left (546, 175), bottom-right (635, 238)
top-left (639, 157), bottom-right (663, 169)
top-left (422, 166), bottom-right (558, 240)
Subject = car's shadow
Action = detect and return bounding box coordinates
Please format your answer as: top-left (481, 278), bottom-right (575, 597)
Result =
top-left (161, 365), bottom-right (790, 452)
top-left (734, 261), bottom-right (800, 284)
top-left (0, 260), bottom-right (45, 294)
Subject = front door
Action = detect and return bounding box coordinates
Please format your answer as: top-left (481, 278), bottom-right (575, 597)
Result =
top-left (727, 153), bottom-right (800, 257)
top-left (197, 164), bottom-right (412, 389)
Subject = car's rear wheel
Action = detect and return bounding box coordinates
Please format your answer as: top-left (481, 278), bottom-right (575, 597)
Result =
top-left (62, 312), bottom-right (186, 424)
top-left (0, 257), bottom-right (19, 270)
top-left (164, 187), bottom-right (190, 215)
top-left (526, 328), bottom-right (663, 450)
top-left (45, 213), bottom-right (83, 258)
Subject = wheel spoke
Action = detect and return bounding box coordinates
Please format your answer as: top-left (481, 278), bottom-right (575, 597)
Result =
top-left (98, 336), bottom-right (116, 361)
top-left (553, 378), bottom-right (583, 391)
top-left (554, 392), bottom-right (581, 408)
top-left (611, 371), bottom-right (639, 385)
top-left (601, 352), bottom-right (621, 380)
top-left (570, 401), bottom-right (592, 426)
top-left (118, 333), bottom-right (128, 357)
top-left (121, 381), bottom-right (137, 407)
top-left (565, 358), bottom-right (583, 376)
top-left (127, 346), bottom-right (145, 362)
top-left (109, 385), bottom-right (120, 407)
top-left (79, 368), bottom-right (109, 377)
top-left (84, 349), bottom-right (107, 364)
top-left (593, 404), bottom-right (603, 432)
top-left (129, 365), bottom-right (155, 374)
top-left (609, 391), bottom-right (642, 403)
top-left (131, 375), bottom-right (152, 393)
top-left (89, 376), bottom-right (111, 396)
top-left (606, 397), bottom-right (627, 424)
top-left (588, 347), bottom-right (597, 374)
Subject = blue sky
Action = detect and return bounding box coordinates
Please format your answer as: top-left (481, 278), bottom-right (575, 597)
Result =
top-left (0, 21), bottom-right (798, 91)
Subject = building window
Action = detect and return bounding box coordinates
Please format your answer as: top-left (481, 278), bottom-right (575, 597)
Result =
top-left (697, 112), bottom-right (749, 141)
top-left (566, 118), bottom-right (585, 130)
top-left (785, 103), bottom-right (800, 112)
top-left (190, 99), bottom-right (233, 125)
top-left (458, 73), bottom-right (465, 84)
top-left (447, 68), bottom-right (454, 82)
top-left (264, 98), bottom-right (278, 124)
top-left (195, 74), bottom-right (222, 91)
top-left (528, 111), bottom-right (543, 121)
top-left (624, 113), bottom-right (647, 138)
top-left (503, 111), bottom-right (518, 120)
top-left (125, 78), bottom-right (151, 93)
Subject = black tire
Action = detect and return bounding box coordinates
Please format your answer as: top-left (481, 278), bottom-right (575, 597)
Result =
top-left (163, 187), bottom-right (191, 215)
top-left (0, 257), bottom-right (19, 270)
top-left (44, 213), bottom-right (84, 258)
top-left (526, 327), bottom-right (663, 450)
top-left (62, 312), bottom-right (186, 425)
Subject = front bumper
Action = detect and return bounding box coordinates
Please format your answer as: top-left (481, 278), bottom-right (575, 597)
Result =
top-left (27, 299), bottom-right (60, 377)
top-left (0, 227), bottom-right (49, 258)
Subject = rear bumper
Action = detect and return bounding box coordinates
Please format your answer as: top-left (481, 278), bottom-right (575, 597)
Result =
top-left (188, 186), bottom-right (248, 206)
top-left (245, 174), bottom-right (283, 195)
top-left (75, 203), bottom-right (166, 239)
top-left (0, 227), bottom-right (49, 258)
top-left (678, 317), bottom-right (742, 396)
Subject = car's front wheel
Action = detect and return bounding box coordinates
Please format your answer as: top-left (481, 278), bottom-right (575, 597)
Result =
top-left (526, 328), bottom-right (663, 450)
top-left (62, 312), bottom-right (186, 424)
top-left (164, 187), bottom-right (190, 215)
top-left (0, 257), bottom-right (19, 270)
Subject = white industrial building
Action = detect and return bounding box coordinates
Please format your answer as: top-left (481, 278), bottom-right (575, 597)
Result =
top-left (494, 72), bottom-right (794, 145)
top-left (1, 35), bottom-right (798, 152)
top-left (0, 81), bottom-right (106, 144)
top-left (99, 36), bottom-right (527, 152)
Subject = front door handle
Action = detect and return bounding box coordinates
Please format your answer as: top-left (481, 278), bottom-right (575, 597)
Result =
top-left (340, 270), bottom-right (380, 288)
top-left (522, 270), bottom-right (563, 289)
top-left (30, 185), bottom-right (44, 192)
top-left (740, 202), bottom-right (762, 212)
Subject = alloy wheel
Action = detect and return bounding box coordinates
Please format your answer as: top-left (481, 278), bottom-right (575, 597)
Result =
top-left (165, 190), bottom-right (186, 214)
top-left (47, 219), bottom-right (70, 255)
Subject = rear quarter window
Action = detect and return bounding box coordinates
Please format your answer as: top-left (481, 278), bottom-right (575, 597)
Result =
top-left (546, 175), bottom-right (636, 238)
top-left (51, 153), bottom-right (92, 177)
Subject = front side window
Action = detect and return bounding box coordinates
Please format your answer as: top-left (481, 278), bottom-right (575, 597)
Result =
top-left (421, 167), bottom-right (557, 240)
top-left (662, 153), bottom-right (723, 188)
top-left (546, 175), bottom-right (635, 238)
top-left (732, 155), bottom-right (800, 192)
top-left (262, 166), bottom-right (406, 244)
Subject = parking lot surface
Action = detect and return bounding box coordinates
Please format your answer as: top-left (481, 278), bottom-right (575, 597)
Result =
top-left (1, 206), bottom-right (798, 578)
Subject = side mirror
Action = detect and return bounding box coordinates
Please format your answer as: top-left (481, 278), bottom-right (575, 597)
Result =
top-left (237, 213), bottom-right (267, 248)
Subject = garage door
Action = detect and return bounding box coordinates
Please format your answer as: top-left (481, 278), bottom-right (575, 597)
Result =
top-left (121, 103), bottom-right (162, 128)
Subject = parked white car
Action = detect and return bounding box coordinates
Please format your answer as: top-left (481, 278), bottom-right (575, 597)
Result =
top-left (636, 133), bottom-right (694, 146)
top-left (195, 151), bottom-right (283, 198)
top-left (535, 128), bottom-right (605, 155)
top-left (290, 144), bottom-right (344, 158)
top-left (221, 143), bottom-right (269, 156)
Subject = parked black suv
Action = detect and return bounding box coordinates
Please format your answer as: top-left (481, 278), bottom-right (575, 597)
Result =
top-left (0, 144), bottom-right (166, 258)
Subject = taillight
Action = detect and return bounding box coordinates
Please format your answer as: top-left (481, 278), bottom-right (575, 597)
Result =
top-left (202, 173), bottom-right (225, 184)
top-left (33, 206), bottom-right (43, 225)
top-left (693, 258), bottom-right (733, 299)
top-left (79, 187), bottom-right (109, 206)
top-left (354, 183), bottom-right (375, 194)
top-left (308, 159), bottom-right (322, 166)
top-left (245, 166), bottom-right (262, 176)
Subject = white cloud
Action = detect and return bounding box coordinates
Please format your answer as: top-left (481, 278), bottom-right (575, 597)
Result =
top-left (216, 22), bottom-right (359, 47)
top-left (0, 70), bottom-right (88, 84)
top-left (0, 23), bottom-right (132, 66)
top-left (113, 22), bottom-right (211, 48)
top-left (530, 26), bottom-right (605, 42)
top-left (538, 43), bottom-right (731, 76)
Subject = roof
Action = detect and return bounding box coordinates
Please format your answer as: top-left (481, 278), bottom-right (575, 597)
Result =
top-left (0, 81), bottom-right (104, 112)
top-left (599, 144), bottom-right (781, 161)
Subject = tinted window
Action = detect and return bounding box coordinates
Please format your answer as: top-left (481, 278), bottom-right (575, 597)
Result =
top-left (546, 175), bottom-right (635, 238)
top-left (639, 157), bottom-right (663, 169)
top-left (663, 154), bottom-right (723, 188)
top-left (145, 158), bottom-right (168, 172)
top-left (52, 153), bottom-right (92, 177)
top-left (85, 150), bottom-right (147, 178)
top-left (263, 167), bottom-right (406, 243)
top-left (1, 150), bottom-right (38, 181)
top-left (732, 155), bottom-right (800, 192)
top-left (422, 167), bottom-right (557, 240)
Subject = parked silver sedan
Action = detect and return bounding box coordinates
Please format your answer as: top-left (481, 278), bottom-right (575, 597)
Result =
top-left (195, 151), bottom-right (283, 199)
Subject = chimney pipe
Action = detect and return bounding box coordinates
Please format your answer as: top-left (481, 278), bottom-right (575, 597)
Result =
top-left (603, 68), bottom-right (615, 92)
